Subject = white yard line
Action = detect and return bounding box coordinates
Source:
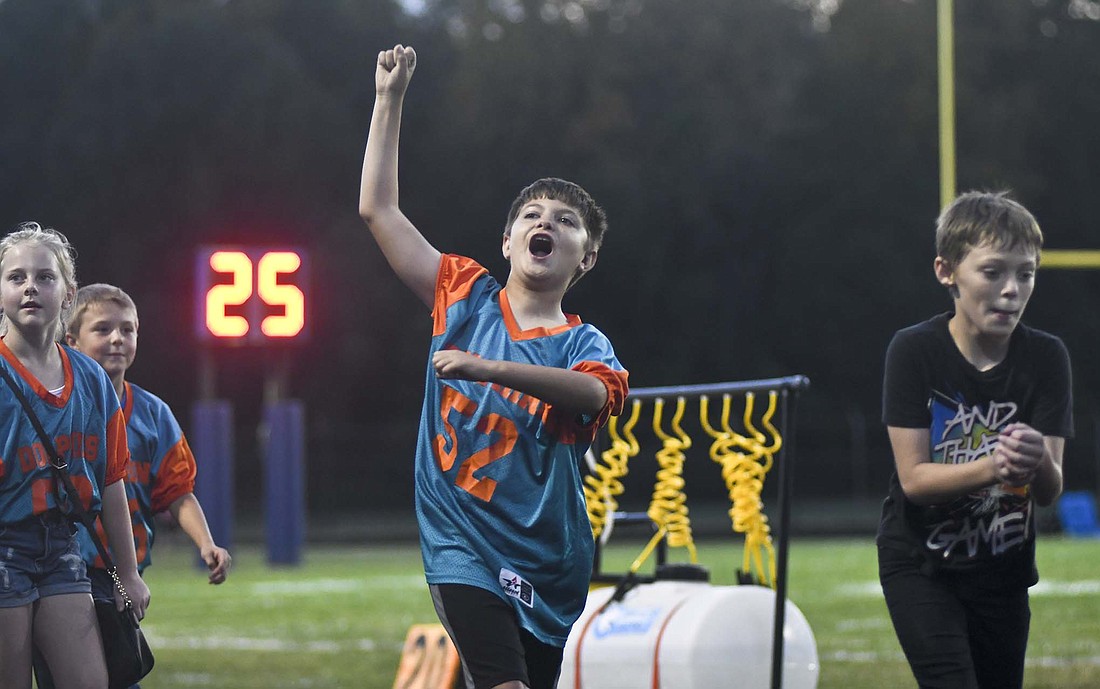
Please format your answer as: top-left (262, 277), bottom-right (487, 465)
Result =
top-left (248, 575), bottom-right (424, 596)
top-left (1030, 579), bottom-right (1100, 596)
top-left (822, 650), bottom-right (1100, 667)
top-left (141, 633), bottom-right (382, 653)
top-left (833, 579), bottom-right (1100, 598)
top-left (157, 672), bottom-right (324, 687)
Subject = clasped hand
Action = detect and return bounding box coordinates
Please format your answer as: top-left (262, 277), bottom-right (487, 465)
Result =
top-left (991, 422), bottom-right (1045, 488)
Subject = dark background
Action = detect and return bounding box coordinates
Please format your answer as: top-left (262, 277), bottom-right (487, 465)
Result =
top-left (3, 0), bottom-right (1098, 533)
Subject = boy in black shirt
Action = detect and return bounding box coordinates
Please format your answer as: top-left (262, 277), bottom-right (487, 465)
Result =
top-left (879, 191), bottom-right (1073, 689)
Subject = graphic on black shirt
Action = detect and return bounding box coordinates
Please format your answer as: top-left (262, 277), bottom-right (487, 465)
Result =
top-left (926, 390), bottom-right (1031, 560)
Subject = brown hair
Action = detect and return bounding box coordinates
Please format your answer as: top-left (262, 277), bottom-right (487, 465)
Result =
top-left (66, 283), bottom-right (139, 338)
top-left (935, 191), bottom-right (1043, 267)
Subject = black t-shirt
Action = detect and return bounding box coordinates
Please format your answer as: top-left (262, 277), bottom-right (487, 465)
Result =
top-left (878, 312), bottom-right (1074, 588)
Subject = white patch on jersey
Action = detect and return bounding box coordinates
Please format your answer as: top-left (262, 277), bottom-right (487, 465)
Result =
top-left (498, 568), bottom-right (534, 608)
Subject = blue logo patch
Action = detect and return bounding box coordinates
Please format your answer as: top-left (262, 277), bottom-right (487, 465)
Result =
top-left (592, 606), bottom-right (661, 639)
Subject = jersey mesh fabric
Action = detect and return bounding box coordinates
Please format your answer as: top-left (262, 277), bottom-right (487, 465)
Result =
top-left (78, 381), bottom-right (197, 571)
top-left (0, 339), bottom-right (128, 525)
top-left (416, 254), bottom-right (628, 646)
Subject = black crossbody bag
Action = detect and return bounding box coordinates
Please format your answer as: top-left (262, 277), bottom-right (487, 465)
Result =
top-left (0, 364), bottom-right (154, 689)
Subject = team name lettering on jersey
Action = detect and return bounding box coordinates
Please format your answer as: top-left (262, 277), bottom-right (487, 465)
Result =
top-left (484, 382), bottom-right (545, 418)
top-left (16, 433), bottom-right (101, 472)
top-left (127, 460), bottom-right (151, 485)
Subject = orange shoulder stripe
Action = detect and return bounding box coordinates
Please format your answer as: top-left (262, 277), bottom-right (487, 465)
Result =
top-left (432, 255), bottom-right (489, 337)
top-left (105, 408), bottom-right (130, 485)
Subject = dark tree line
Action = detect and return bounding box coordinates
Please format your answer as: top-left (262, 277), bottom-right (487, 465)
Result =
top-left (2, 0), bottom-right (1098, 514)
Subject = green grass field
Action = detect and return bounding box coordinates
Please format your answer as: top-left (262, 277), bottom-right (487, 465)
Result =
top-left (134, 535), bottom-right (1100, 688)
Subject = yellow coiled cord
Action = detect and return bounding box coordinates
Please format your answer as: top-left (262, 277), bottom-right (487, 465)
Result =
top-left (632, 397), bottom-right (697, 570)
top-left (583, 399), bottom-right (642, 540)
top-left (700, 392), bottom-right (782, 587)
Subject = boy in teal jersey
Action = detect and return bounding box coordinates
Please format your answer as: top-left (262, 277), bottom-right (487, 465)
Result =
top-left (34, 283), bottom-right (231, 688)
top-left (64, 283), bottom-right (231, 589)
top-left (359, 45), bottom-right (628, 689)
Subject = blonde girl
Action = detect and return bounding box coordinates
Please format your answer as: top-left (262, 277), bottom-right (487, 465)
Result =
top-left (0, 222), bottom-right (149, 689)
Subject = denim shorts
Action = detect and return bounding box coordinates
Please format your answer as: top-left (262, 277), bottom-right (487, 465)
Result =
top-left (0, 512), bottom-right (91, 608)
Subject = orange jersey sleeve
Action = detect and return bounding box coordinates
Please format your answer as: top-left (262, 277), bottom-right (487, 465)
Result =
top-left (150, 436), bottom-right (198, 513)
top-left (574, 361), bottom-right (630, 429)
top-left (104, 407), bottom-right (130, 485)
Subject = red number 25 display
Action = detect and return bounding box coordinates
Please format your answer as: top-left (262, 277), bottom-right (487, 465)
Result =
top-left (194, 246), bottom-right (308, 344)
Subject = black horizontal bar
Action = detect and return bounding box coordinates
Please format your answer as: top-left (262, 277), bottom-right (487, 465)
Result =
top-left (625, 375), bottom-right (810, 401)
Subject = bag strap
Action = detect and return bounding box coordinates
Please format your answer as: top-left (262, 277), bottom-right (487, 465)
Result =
top-left (0, 361), bottom-right (135, 610)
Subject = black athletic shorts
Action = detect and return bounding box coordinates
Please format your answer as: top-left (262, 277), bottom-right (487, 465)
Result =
top-left (430, 583), bottom-right (564, 689)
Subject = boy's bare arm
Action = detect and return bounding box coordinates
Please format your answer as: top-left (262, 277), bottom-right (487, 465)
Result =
top-left (170, 492), bottom-right (232, 584)
top-left (358, 44), bottom-right (440, 309)
top-left (888, 426), bottom-right (1002, 505)
top-left (433, 349), bottom-right (609, 416)
top-left (890, 423), bottom-right (1064, 507)
top-left (1030, 435), bottom-right (1065, 507)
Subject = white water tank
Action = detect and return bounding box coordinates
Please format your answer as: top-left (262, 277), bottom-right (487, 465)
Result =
top-left (559, 580), bottom-right (819, 689)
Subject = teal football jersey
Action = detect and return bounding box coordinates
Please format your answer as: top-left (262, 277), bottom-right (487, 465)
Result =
top-left (0, 339), bottom-right (128, 525)
top-left (416, 255), bottom-right (628, 646)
